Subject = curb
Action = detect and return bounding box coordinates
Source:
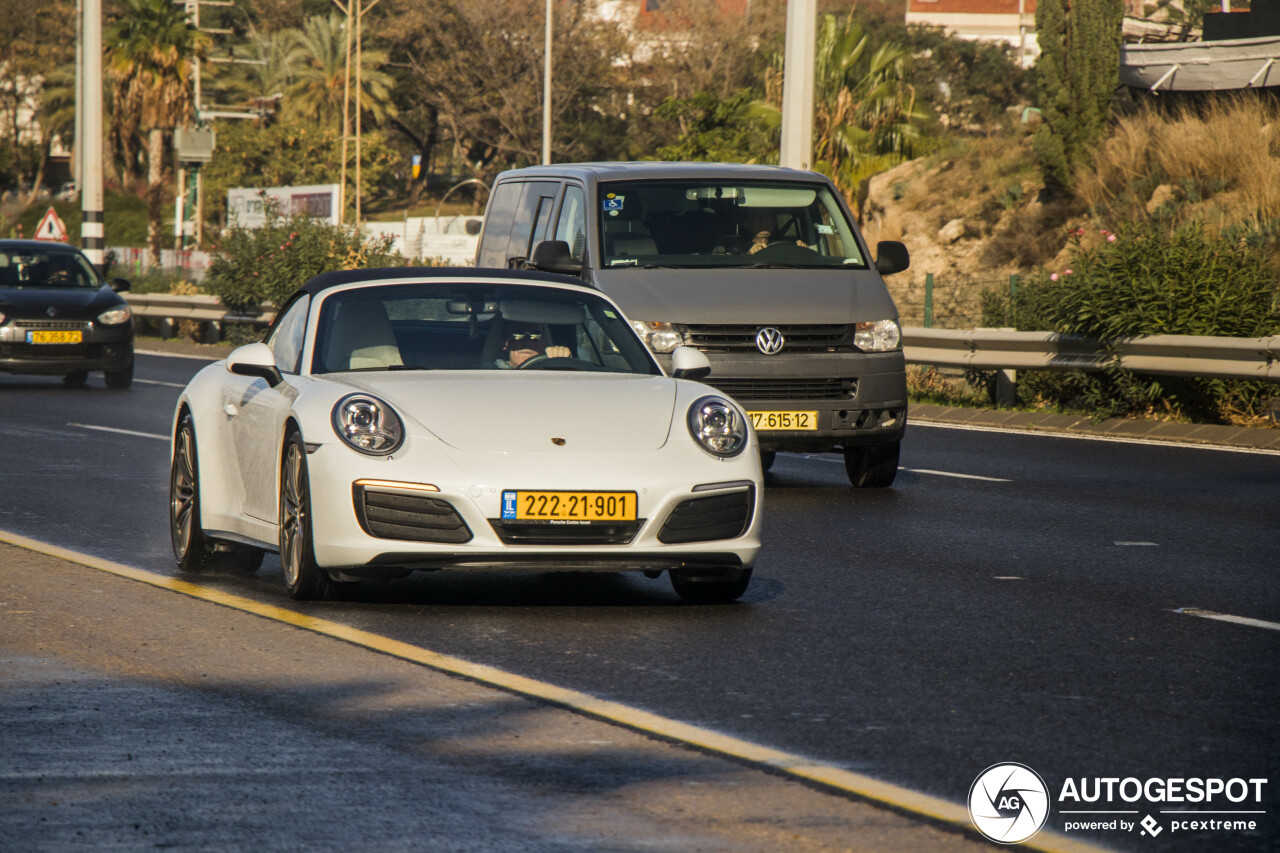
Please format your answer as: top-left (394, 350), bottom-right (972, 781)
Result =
top-left (910, 403), bottom-right (1280, 452)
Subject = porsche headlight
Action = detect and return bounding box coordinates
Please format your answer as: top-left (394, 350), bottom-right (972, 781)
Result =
top-left (332, 394), bottom-right (404, 455)
top-left (97, 305), bottom-right (131, 325)
top-left (854, 319), bottom-right (901, 352)
top-left (687, 395), bottom-right (747, 457)
top-left (631, 320), bottom-right (690, 353)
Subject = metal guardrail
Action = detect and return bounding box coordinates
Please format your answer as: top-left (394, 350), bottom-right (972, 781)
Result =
top-left (124, 292), bottom-right (276, 329)
top-left (122, 294), bottom-right (1279, 383)
top-left (902, 327), bottom-right (1280, 382)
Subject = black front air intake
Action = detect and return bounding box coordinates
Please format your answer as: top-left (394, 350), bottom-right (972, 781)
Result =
top-left (657, 488), bottom-right (754, 544)
top-left (354, 487), bottom-right (473, 544)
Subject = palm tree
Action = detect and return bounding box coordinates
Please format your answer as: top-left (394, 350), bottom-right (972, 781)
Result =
top-left (757, 13), bottom-right (923, 204)
top-left (106, 0), bottom-right (207, 266)
top-left (285, 12), bottom-right (395, 128)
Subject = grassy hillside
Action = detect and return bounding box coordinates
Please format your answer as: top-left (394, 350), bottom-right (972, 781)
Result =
top-left (864, 96), bottom-right (1280, 330)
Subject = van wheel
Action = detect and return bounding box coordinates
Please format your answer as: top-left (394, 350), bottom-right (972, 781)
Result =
top-left (844, 441), bottom-right (900, 488)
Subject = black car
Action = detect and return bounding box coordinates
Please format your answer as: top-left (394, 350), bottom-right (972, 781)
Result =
top-left (0, 239), bottom-right (134, 388)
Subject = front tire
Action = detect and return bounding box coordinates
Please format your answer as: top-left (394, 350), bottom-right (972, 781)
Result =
top-left (843, 440), bottom-right (900, 488)
top-left (171, 416), bottom-right (216, 571)
top-left (170, 415), bottom-right (263, 574)
top-left (104, 361), bottom-right (133, 389)
top-left (280, 431), bottom-right (346, 600)
top-left (62, 370), bottom-right (88, 387)
top-left (670, 568), bottom-right (753, 604)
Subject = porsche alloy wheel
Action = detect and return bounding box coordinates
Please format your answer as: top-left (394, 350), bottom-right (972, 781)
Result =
top-left (280, 432), bottom-right (349, 600)
top-left (170, 415), bottom-right (263, 575)
top-left (171, 416), bottom-right (215, 570)
top-left (669, 567), bottom-right (753, 604)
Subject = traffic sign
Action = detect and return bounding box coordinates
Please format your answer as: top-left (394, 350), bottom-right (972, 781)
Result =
top-left (34, 207), bottom-right (69, 242)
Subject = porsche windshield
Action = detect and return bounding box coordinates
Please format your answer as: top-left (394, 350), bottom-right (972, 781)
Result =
top-left (0, 250), bottom-right (99, 289)
top-left (597, 180), bottom-right (868, 269)
top-left (311, 284), bottom-right (661, 375)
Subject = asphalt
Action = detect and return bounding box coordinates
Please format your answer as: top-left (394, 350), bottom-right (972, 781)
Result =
top-left (136, 336), bottom-right (1280, 452)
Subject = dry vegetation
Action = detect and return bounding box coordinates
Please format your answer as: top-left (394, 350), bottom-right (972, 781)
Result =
top-left (1078, 97), bottom-right (1280, 234)
top-left (863, 95), bottom-right (1280, 329)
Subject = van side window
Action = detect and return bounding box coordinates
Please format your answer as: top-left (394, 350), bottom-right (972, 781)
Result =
top-left (506, 181), bottom-right (560, 265)
top-left (554, 185), bottom-right (587, 261)
top-left (475, 181), bottom-right (524, 268)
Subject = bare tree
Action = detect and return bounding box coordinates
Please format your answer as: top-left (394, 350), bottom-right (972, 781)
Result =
top-left (379, 0), bottom-right (629, 180)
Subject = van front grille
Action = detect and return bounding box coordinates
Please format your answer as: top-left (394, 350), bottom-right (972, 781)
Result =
top-left (706, 377), bottom-right (856, 402)
top-left (687, 324), bottom-right (853, 353)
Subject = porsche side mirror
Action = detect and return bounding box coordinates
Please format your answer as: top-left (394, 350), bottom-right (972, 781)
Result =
top-left (670, 346), bottom-right (711, 381)
top-left (226, 342), bottom-right (283, 387)
top-left (529, 240), bottom-right (583, 276)
top-left (874, 240), bottom-right (910, 276)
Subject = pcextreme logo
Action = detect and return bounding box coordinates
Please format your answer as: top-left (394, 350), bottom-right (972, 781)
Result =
top-left (969, 764), bottom-right (1270, 845)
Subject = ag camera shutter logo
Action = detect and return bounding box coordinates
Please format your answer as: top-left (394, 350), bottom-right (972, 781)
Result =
top-left (969, 763), bottom-right (1051, 844)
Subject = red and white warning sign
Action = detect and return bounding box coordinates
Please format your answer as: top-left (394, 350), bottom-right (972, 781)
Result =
top-left (34, 207), bottom-right (69, 242)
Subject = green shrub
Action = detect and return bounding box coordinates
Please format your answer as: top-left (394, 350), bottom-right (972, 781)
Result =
top-left (982, 221), bottom-right (1280, 423)
top-left (203, 208), bottom-right (407, 311)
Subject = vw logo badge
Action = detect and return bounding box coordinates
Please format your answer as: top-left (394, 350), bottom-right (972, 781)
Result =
top-left (756, 327), bottom-right (785, 355)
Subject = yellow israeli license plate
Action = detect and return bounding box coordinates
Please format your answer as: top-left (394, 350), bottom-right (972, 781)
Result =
top-left (749, 410), bottom-right (818, 430)
top-left (27, 330), bottom-right (82, 344)
top-left (502, 490), bottom-right (637, 522)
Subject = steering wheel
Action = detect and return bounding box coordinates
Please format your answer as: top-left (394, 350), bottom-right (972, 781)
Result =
top-left (516, 356), bottom-right (602, 372)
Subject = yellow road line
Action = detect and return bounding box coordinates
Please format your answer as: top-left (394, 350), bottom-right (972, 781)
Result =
top-left (0, 528), bottom-right (1113, 853)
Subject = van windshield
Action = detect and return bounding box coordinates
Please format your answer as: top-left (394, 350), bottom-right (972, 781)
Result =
top-left (597, 180), bottom-right (868, 269)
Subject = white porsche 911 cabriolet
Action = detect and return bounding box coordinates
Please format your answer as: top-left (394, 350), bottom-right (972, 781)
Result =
top-left (169, 268), bottom-right (762, 602)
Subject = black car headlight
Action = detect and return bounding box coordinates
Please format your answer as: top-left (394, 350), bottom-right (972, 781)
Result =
top-left (687, 395), bottom-right (748, 457)
top-left (332, 394), bottom-right (404, 455)
top-left (97, 305), bottom-right (132, 325)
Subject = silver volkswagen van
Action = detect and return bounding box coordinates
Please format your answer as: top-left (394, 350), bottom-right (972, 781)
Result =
top-left (474, 162), bottom-right (910, 487)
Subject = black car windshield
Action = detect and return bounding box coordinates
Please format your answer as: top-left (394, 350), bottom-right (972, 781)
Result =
top-left (0, 249), bottom-right (99, 289)
top-left (311, 283), bottom-right (661, 375)
top-left (597, 180), bottom-right (868, 269)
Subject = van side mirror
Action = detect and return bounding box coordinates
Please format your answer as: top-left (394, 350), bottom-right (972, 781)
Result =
top-left (529, 240), bottom-right (582, 276)
top-left (109, 277), bottom-right (131, 292)
top-left (670, 346), bottom-right (711, 381)
top-left (874, 241), bottom-right (910, 276)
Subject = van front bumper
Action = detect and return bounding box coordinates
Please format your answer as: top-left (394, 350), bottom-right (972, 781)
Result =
top-left (656, 350), bottom-right (908, 453)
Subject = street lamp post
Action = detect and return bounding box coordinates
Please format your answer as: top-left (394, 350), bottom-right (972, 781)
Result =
top-left (779, 0), bottom-right (816, 171)
top-left (80, 0), bottom-right (104, 269)
top-left (543, 0), bottom-right (552, 165)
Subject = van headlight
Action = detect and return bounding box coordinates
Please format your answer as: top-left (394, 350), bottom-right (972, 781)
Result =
top-left (854, 319), bottom-right (901, 352)
top-left (687, 395), bottom-right (747, 457)
top-left (97, 305), bottom-right (132, 325)
top-left (332, 394), bottom-right (404, 455)
top-left (631, 320), bottom-right (690, 353)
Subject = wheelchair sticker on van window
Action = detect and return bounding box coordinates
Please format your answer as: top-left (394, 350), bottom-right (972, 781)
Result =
top-left (602, 194), bottom-right (625, 213)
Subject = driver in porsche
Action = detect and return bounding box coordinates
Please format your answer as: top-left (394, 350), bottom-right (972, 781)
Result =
top-left (495, 323), bottom-right (571, 368)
